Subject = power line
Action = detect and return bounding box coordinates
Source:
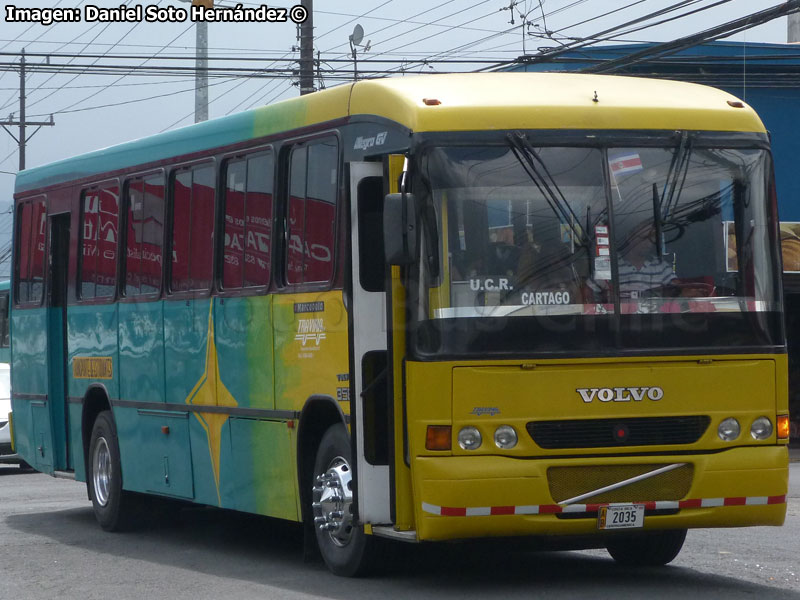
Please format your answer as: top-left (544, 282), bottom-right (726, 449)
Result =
top-left (582, 0), bottom-right (800, 73)
top-left (478, 0), bottom-right (731, 71)
top-left (2, 1), bottom-right (130, 113)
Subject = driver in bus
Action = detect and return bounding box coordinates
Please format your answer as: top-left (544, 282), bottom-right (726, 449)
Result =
top-left (616, 223), bottom-right (676, 299)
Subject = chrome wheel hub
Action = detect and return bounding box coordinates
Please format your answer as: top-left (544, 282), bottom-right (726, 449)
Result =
top-left (312, 456), bottom-right (354, 546)
top-left (92, 437), bottom-right (112, 507)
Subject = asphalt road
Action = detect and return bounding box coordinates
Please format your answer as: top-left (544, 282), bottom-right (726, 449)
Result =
top-left (0, 463), bottom-right (798, 600)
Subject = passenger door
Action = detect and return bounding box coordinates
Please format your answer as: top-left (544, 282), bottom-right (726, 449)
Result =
top-left (349, 162), bottom-right (392, 525)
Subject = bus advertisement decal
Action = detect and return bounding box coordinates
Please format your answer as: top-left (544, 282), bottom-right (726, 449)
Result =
top-left (72, 356), bottom-right (113, 380)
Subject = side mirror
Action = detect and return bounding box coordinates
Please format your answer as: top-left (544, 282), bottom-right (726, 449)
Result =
top-left (383, 192), bottom-right (417, 265)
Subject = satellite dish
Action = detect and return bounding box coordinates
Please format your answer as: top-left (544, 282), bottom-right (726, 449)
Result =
top-left (350, 24), bottom-right (364, 46)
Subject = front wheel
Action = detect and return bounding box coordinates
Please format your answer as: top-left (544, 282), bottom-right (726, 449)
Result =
top-left (606, 529), bottom-right (687, 566)
top-left (88, 410), bottom-right (138, 531)
top-left (311, 424), bottom-right (373, 577)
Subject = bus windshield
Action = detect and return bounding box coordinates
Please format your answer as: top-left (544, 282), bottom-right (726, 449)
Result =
top-left (414, 138), bottom-right (782, 357)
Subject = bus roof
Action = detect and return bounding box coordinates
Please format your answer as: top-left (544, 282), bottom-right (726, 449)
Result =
top-left (15, 72), bottom-right (764, 195)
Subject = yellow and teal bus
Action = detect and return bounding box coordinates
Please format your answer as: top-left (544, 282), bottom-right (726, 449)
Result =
top-left (10, 73), bottom-right (790, 576)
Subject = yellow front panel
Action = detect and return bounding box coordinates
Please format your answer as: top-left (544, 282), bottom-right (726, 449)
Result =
top-left (405, 354), bottom-right (788, 541)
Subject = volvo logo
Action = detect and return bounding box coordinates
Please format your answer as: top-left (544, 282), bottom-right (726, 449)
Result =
top-left (576, 387), bottom-right (664, 403)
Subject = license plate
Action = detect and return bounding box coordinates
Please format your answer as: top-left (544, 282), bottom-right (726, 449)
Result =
top-left (597, 504), bottom-right (645, 530)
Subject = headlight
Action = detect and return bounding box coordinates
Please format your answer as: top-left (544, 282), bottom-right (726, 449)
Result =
top-left (457, 426), bottom-right (482, 450)
top-left (750, 417), bottom-right (773, 440)
top-left (494, 425), bottom-right (518, 449)
top-left (718, 418), bottom-right (740, 442)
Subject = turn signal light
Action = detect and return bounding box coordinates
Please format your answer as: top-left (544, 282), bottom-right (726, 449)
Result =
top-left (777, 415), bottom-right (790, 440)
top-left (426, 425), bottom-right (452, 451)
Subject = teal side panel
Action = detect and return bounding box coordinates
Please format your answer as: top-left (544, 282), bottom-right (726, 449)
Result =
top-left (225, 418), bottom-right (299, 521)
top-left (66, 303), bottom-right (120, 479)
top-left (46, 308), bottom-right (67, 470)
top-left (68, 403), bottom-right (86, 482)
top-left (114, 405), bottom-right (146, 492)
top-left (115, 406), bottom-right (194, 499)
top-left (187, 416), bottom-right (230, 506)
top-left (164, 299), bottom-right (218, 503)
top-left (10, 399), bottom-right (32, 461)
top-left (11, 308), bottom-right (49, 470)
top-left (11, 308), bottom-right (48, 395)
top-left (118, 301), bottom-right (165, 404)
top-left (117, 301), bottom-right (166, 493)
top-left (214, 295), bottom-right (274, 410)
top-left (67, 303), bottom-right (120, 400)
top-left (137, 410), bottom-right (194, 499)
top-left (31, 401), bottom-right (53, 471)
top-left (164, 299), bottom-right (211, 405)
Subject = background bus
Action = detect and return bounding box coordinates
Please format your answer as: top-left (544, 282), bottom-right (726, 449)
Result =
top-left (10, 73), bottom-right (790, 576)
top-left (0, 279), bottom-right (21, 466)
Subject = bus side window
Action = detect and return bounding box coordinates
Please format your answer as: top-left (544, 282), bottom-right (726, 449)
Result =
top-left (286, 138), bottom-right (338, 285)
top-left (170, 164), bottom-right (214, 293)
top-left (222, 151), bottom-right (273, 290)
top-left (14, 198), bottom-right (46, 306)
top-left (80, 184), bottom-right (119, 300)
top-left (125, 175), bottom-right (165, 297)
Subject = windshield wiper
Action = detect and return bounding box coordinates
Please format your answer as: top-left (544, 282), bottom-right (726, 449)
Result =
top-left (506, 132), bottom-right (586, 248)
top-left (660, 131), bottom-right (693, 222)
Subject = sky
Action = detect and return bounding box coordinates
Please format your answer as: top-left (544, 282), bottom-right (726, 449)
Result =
top-left (0, 0), bottom-right (792, 276)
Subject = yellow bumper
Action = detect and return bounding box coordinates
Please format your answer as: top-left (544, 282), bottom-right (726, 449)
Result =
top-left (413, 446), bottom-right (788, 541)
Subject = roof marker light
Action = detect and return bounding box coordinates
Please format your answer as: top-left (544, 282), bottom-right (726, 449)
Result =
top-left (727, 100), bottom-right (745, 108)
top-left (423, 98), bottom-right (441, 106)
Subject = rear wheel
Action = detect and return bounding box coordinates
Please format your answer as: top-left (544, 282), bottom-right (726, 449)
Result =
top-left (606, 529), bottom-right (687, 566)
top-left (311, 423), bottom-right (372, 577)
top-left (88, 411), bottom-right (138, 531)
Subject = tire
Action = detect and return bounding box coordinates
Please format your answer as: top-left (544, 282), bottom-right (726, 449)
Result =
top-left (87, 410), bottom-right (138, 531)
top-left (18, 460), bottom-right (34, 472)
top-left (311, 423), bottom-right (373, 577)
top-left (606, 529), bottom-right (687, 566)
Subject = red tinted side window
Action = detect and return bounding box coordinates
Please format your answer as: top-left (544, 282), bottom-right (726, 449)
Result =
top-left (191, 166), bottom-right (215, 290)
top-left (287, 147), bottom-right (306, 285)
top-left (222, 152), bottom-right (273, 290)
top-left (81, 191), bottom-right (100, 299)
top-left (244, 153), bottom-right (273, 287)
top-left (125, 176), bottom-right (164, 297)
top-left (170, 164), bottom-right (215, 293)
top-left (81, 185), bottom-right (119, 299)
top-left (15, 202), bottom-right (33, 304)
top-left (171, 171), bottom-right (191, 292)
top-left (15, 198), bottom-right (46, 305)
top-left (29, 200), bottom-right (47, 303)
top-left (304, 141), bottom-right (337, 282)
top-left (97, 187), bottom-right (119, 297)
top-left (223, 160), bottom-right (246, 289)
top-left (285, 139), bottom-right (337, 285)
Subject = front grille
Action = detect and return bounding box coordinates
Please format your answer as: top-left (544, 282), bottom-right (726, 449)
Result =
top-left (527, 416), bottom-right (710, 449)
top-left (547, 463), bottom-right (694, 504)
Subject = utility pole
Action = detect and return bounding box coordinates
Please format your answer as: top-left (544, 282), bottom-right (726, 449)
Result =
top-left (194, 18), bottom-right (209, 121)
top-left (790, 13), bottom-right (800, 43)
top-left (299, 0), bottom-right (314, 95)
top-left (0, 49), bottom-right (55, 171)
top-left (180, 0), bottom-right (210, 122)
